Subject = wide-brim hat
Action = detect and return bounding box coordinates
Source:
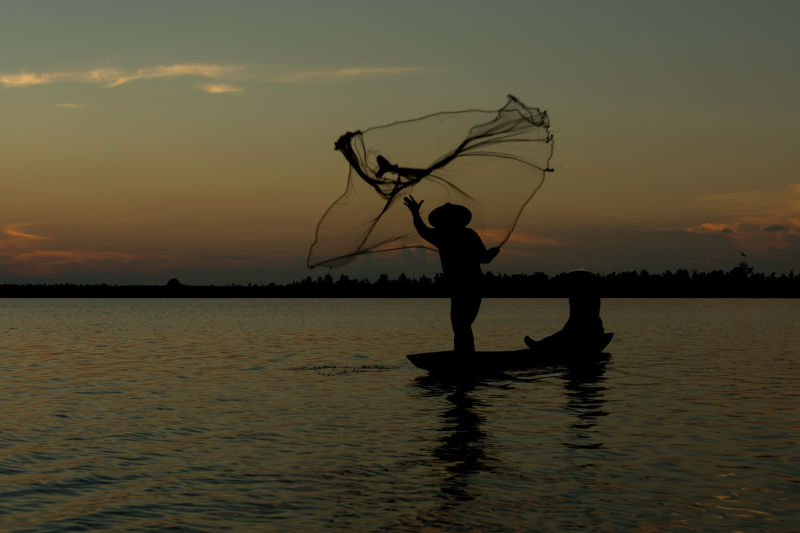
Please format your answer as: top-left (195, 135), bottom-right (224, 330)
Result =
top-left (428, 203), bottom-right (472, 228)
top-left (565, 269), bottom-right (597, 293)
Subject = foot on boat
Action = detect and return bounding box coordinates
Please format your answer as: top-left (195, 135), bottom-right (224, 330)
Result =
top-left (523, 335), bottom-right (537, 349)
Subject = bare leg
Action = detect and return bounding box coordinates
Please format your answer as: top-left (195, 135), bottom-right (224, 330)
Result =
top-left (451, 296), bottom-right (481, 352)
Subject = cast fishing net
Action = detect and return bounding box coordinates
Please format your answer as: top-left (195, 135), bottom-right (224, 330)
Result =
top-left (307, 95), bottom-right (553, 268)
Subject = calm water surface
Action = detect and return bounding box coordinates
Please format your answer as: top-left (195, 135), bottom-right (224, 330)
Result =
top-left (1, 298), bottom-right (798, 531)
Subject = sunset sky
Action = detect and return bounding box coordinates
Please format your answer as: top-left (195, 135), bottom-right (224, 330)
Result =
top-left (2, 0), bottom-right (798, 284)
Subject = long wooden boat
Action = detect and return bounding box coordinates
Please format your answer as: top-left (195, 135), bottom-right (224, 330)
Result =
top-left (407, 332), bottom-right (614, 374)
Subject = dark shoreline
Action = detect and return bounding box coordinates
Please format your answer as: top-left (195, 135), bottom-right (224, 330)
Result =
top-left (2, 264), bottom-right (798, 298)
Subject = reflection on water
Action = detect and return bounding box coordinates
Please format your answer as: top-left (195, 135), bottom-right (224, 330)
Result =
top-left (1, 298), bottom-right (798, 531)
top-left (411, 355), bottom-right (612, 525)
top-left (413, 376), bottom-right (497, 504)
top-left (561, 355), bottom-right (609, 450)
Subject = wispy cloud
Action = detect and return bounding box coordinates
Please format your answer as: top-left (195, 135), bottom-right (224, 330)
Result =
top-left (477, 228), bottom-right (565, 249)
top-left (688, 222), bottom-right (735, 234)
top-left (277, 66), bottom-right (420, 83)
top-left (0, 222), bottom-right (167, 277)
top-left (0, 71), bottom-right (69, 87)
top-left (686, 184), bottom-right (800, 252)
top-left (201, 83), bottom-right (245, 94)
top-left (1, 63), bottom-right (423, 92)
top-left (0, 63), bottom-right (247, 89)
top-left (104, 64), bottom-right (247, 87)
top-left (2, 223), bottom-right (46, 242)
top-left (8, 250), bottom-right (139, 276)
top-left (1, 222), bottom-right (46, 255)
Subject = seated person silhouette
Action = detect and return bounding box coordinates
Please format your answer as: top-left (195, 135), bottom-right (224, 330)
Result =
top-left (404, 195), bottom-right (499, 352)
top-left (525, 269), bottom-right (605, 350)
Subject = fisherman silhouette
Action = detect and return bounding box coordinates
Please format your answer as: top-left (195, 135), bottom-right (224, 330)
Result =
top-left (404, 195), bottom-right (499, 352)
top-left (525, 270), bottom-right (605, 350)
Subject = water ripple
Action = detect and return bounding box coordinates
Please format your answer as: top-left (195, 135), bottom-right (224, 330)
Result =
top-left (0, 298), bottom-right (798, 531)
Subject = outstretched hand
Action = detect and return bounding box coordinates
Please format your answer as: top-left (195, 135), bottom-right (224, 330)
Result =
top-left (404, 195), bottom-right (423, 215)
top-left (487, 247), bottom-right (500, 261)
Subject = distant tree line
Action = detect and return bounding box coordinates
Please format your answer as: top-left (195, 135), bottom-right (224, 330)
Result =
top-left (1, 263), bottom-right (798, 298)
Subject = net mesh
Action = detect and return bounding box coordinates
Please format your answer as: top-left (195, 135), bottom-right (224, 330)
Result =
top-left (308, 95), bottom-right (553, 268)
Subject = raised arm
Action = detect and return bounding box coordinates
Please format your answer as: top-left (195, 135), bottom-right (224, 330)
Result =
top-left (404, 196), bottom-right (438, 246)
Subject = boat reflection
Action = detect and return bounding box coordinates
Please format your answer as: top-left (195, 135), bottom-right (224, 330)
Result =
top-left (411, 353), bottom-right (611, 510)
top-left (560, 354), bottom-right (610, 450)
